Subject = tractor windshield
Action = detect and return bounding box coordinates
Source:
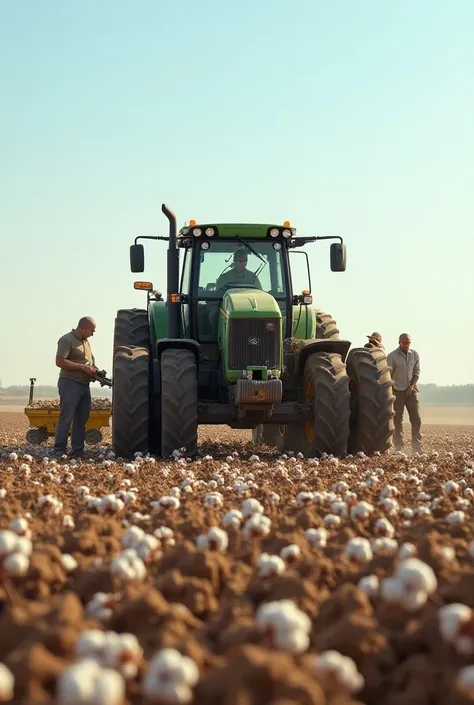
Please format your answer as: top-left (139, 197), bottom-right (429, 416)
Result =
top-left (198, 240), bottom-right (286, 297)
top-left (193, 239), bottom-right (288, 342)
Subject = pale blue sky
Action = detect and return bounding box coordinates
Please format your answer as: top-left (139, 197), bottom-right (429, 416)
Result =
top-left (1, 0), bottom-right (473, 387)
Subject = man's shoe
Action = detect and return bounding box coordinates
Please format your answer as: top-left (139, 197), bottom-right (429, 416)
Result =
top-left (69, 450), bottom-right (85, 459)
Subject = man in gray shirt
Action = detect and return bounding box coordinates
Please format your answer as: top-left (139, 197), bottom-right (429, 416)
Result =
top-left (387, 333), bottom-right (422, 453)
top-left (53, 316), bottom-right (98, 458)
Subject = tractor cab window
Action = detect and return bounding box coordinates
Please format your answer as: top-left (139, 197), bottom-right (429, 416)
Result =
top-left (195, 240), bottom-right (287, 341)
top-left (198, 240), bottom-right (285, 297)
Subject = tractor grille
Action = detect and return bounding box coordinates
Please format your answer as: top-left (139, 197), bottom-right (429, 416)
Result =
top-left (228, 318), bottom-right (281, 370)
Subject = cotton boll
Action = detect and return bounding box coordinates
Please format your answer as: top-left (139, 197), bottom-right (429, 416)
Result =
top-left (110, 550), bottom-right (147, 582)
top-left (296, 492), bottom-right (314, 507)
top-left (56, 659), bottom-right (125, 705)
top-left (305, 528), bottom-right (328, 548)
top-left (456, 665), bottom-right (474, 698)
top-left (311, 650), bottom-right (364, 693)
top-left (142, 648), bottom-right (199, 704)
top-left (257, 553), bottom-right (286, 578)
top-left (447, 511), bottom-right (465, 525)
top-left (223, 509), bottom-right (243, 529)
top-left (324, 514), bottom-right (341, 529)
top-left (256, 599), bottom-right (311, 654)
top-left (372, 538), bottom-right (398, 557)
top-left (86, 593), bottom-right (116, 622)
top-left (350, 501), bottom-right (374, 521)
top-left (399, 543), bottom-right (417, 560)
top-left (358, 574), bottom-right (380, 597)
top-left (373, 518), bottom-right (395, 538)
top-left (345, 537), bottom-right (373, 564)
top-left (0, 663), bottom-right (14, 701)
top-left (196, 527), bottom-right (228, 552)
top-left (280, 544), bottom-right (301, 564)
top-left (61, 554), bottom-right (79, 573)
top-left (243, 514), bottom-right (272, 539)
top-left (3, 552), bottom-right (30, 577)
top-left (241, 498), bottom-right (264, 518)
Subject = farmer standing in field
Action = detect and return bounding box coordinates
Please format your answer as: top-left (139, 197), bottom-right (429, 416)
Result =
top-left (387, 333), bottom-right (422, 453)
top-left (53, 317), bottom-right (98, 458)
top-left (364, 331), bottom-right (385, 351)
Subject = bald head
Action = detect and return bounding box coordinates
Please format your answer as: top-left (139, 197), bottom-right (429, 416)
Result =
top-left (76, 317), bottom-right (96, 339)
top-left (399, 333), bottom-right (411, 353)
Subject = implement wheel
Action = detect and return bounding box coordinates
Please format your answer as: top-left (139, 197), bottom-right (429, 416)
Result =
top-left (275, 423), bottom-right (305, 453)
top-left (301, 352), bottom-right (350, 458)
top-left (85, 428), bottom-right (102, 445)
top-left (112, 345), bottom-right (150, 459)
top-left (26, 428), bottom-right (47, 445)
top-left (161, 349), bottom-right (198, 459)
top-left (347, 347), bottom-right (395, 455)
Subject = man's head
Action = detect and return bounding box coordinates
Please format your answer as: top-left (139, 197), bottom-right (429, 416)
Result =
top-left (367, 331), bottom-right (382, 347)
top-left (233, 248), bottom-right (248, 273)
top-left (76, 316), bottom-right (96, 339)
top-left (399, 333), bottom-right (411, 353)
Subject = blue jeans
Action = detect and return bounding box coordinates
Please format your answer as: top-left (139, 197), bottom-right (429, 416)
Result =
top-left (53, 378), bottom-right (91, 453)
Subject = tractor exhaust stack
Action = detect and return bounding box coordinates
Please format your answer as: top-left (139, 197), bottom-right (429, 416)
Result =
top-left (162, 203), bottom-right (181, 339)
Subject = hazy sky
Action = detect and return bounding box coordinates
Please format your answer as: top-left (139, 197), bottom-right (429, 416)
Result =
top-left (1, 0), bottom-right (473, 387)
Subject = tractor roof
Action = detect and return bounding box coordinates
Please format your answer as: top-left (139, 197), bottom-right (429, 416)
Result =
top-left (178, 223), bottom-right (297, 239)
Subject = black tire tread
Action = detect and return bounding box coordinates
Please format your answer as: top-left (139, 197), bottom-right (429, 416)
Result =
top-left (315, 309), bottom-right (340, 340)
top-left (112, 345), bottom-right (149, 458)
top-left (113, 309), bottom-right (149, 350)
top-left (346, 346), bottom-right (395, 455)
top-left (303, 352), bottom-right (350, 457)
top-left (161, 349), bottom-right (198, 458)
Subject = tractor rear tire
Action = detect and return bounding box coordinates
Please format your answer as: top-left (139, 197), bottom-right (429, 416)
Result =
top-left (316, 310), bottom-right (340, 340)
top-left (161, 349), bottom-right (198, 459)
top-left (113, 309), bottom-right (150, 350)
top-left (346, 347), bottom-right (395, 455)
top-left (112, 345), bottom-right (150, 459)
top-left (301, 352), bottom-right (350, 458)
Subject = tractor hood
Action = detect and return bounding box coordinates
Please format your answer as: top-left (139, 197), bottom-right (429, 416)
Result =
top-left (222, 288), bottom-right (282, 318)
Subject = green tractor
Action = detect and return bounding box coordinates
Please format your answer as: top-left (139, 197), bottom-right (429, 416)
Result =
top-left (111, 204), bottom-right (395, 459)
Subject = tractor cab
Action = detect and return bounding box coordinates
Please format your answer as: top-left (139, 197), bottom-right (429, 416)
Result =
top-left (176, 224), bottom-right (292, 344)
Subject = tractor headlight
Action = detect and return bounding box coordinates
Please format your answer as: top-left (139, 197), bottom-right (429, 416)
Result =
top-left (273, 242), bottom-right (282, 251)
top-left (270, 228), bottom-right (279, 238)
top-left (205, 227), bottom-right (215, 237)
top-left (282, 229), bottom-right (292, 238)
top-left (193, 228), bottom-right (202, 237)
top-left (201, 241), bottom-right (210, 250)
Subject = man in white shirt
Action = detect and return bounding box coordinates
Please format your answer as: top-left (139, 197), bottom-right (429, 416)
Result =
top-left (387, 333), bottom-right (422, 453)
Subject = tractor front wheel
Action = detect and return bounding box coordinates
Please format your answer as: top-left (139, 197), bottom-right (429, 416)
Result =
top-left (301, 352), bottom-right (350, 458)
top-left (112, 345), bottom-right (150, 459)
top-left (161, 349), bottom-right (198, 459)
top-left (346, 347), bottom-right (395, 455)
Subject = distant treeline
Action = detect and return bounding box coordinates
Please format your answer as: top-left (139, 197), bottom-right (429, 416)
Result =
top-left (1, 383), bottom-right (473, 405)
top-left (0, 385), bottom-right (112, 398)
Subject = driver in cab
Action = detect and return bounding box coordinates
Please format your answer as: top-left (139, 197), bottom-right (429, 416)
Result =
top-left (216, 248), bottom-right (262, 291)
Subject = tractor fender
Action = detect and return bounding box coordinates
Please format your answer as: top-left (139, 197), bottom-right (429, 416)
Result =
top-left (295, 339), bottom-right (352, 377)
top-left (156, 339), bottom-right (201, 369)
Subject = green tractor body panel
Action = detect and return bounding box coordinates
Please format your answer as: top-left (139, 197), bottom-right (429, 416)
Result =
top-left (291, 305), bottom-right (316, 340)
top-left (149, 300), bottom-right (167, 349)
top-left (218, 287), bottom-right (283, 383)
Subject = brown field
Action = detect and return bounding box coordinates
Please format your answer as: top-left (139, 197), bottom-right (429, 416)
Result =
top-left (1, 408), bottom-right (474, 704)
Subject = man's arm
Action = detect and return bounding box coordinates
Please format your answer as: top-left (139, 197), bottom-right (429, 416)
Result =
top-left (386, 351), bottom-right (395, 372)
top-left (409, 351), bottom-right (420, 390)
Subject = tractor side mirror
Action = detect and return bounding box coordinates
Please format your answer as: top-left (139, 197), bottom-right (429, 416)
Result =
top-left (130, 244), bottom-right (145, 273)
top-left (330, 243), bottom-right (346, 272)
